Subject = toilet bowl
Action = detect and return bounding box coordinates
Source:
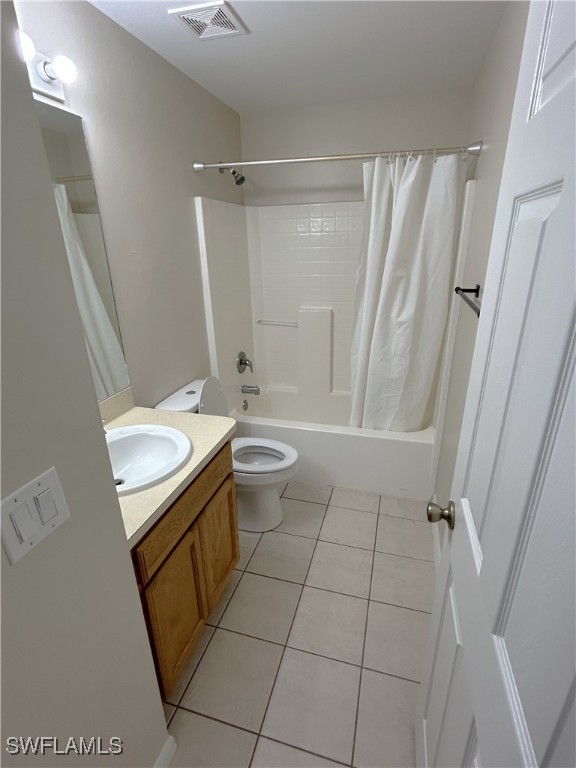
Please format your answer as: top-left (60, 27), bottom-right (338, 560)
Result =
top-left (155, 377), bottom-right (298, 532)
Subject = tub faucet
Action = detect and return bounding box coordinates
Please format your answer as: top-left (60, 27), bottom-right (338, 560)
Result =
top-left (241, 385), bottom-right (260, 395)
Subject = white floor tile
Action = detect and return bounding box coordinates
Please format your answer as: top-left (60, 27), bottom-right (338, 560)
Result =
top-left (276, 498), bottom-right (327, 539)
top-left (306, 541), bottom-right (373, 598)
top-left (288, 586), bottom-right (367, 665)
top-left (169, 710), bottom-right (256, 768)
top-left (253, 738), bottom-right (341, 767)
top-left (166, 625), bottom-right (215, 705)
top-left (248, 531), bottom-right (316, 584)
top-left (371, 552), bottom-right (435, 612)
top-left (380, 496), bottom-right (426, 522)
top-left (220, 572), bottom-right (302, 644)
top-left (364, 602), bottom-right (430, 682)
top-left (331, 487), bottom-right (380, 514)
top-left (207, 570), bottom-right (242, 626)
top-left (320, 506), bottom-right (377, 550)
top-left (236, 531), bottom-right (261, 570)
top-left (163, 702), bottom-right (176, 724)
top-left (402, 498), bottom-right (427, 522)
top-left (379, 496), bottom-right (406, 518)
top-left (354, 669), bottom-right (418, 768)
top-left (262, 648), bottom-right (360, 764)
top-left (283, 481), bottom-right (333, 505)
top-left (376, 516), bottom-right (434, 562)
top-left (180, 629), bottom-right (283, 731)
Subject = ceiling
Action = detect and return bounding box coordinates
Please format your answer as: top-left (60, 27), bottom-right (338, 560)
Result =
top-left (90, 1), bottom-right (506, 115)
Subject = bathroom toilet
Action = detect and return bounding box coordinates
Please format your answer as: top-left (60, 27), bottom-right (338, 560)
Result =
top-left (155, 377), bottom-right (298, 532)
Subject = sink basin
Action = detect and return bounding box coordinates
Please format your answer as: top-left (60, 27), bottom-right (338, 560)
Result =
top-left (106, 424), bottom-right (192, 496)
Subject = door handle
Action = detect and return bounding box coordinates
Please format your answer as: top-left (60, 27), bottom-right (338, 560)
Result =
top-left (427, 501), bottom-right (455, 530)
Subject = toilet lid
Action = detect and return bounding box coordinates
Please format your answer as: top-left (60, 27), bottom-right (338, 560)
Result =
top-left (232, 437), bottom-right (298, 474)
top-left (199, 376), bottom-right (228, 417)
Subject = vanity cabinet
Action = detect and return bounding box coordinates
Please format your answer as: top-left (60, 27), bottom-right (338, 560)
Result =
top-left (132, 443), bottom-right (239, 698)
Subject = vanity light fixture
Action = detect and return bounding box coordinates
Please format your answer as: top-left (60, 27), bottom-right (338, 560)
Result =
top-left (19, 30), bottom-right (77, 103)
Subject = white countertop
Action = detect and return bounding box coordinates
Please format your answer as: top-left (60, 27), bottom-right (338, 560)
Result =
top-left (105, 407), bottom-right (236, 548)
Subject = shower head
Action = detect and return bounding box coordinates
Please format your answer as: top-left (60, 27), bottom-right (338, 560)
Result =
top-left (219, 167), bottom-right (246, 185)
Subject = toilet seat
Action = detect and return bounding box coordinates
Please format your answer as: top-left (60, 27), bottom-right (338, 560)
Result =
top-left (232, 437), bottom-right (298, 474)
top-left (156, 377), bottom-right (299, 532)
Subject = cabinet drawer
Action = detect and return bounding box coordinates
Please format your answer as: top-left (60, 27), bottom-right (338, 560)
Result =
top-left (133, 443), bottom-right (232, 585)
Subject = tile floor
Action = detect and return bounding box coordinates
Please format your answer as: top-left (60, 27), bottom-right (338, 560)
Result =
top-left (165, 483), bottom-right (435, 768)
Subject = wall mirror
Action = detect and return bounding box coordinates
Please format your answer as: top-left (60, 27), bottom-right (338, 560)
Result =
top-left (34, 98), bottom-right (130, 402)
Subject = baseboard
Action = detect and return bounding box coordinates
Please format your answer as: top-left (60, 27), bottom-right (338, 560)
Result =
top-left (155, 735), bottom-right (177, 768)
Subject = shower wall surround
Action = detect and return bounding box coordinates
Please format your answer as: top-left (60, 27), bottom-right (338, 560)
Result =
top-left (246, 202), bottom-right (364, 396)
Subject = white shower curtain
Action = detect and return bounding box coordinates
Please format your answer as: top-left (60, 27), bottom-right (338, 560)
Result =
top-left (53, 184), bottom-right (129, 401)
top-left (350, 154), bottom-right (461, 432)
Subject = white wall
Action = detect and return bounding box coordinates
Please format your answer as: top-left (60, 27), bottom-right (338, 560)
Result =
top-left (195, 198), bottom-right (256, 412)
top-left (16, 0), bottom-right (244, 408)
top-left (1, 4), bottom-right (168, 764)
top-left (241, 90), bottom-right (474, 205)
top-left (434, 1), bottom-right (529, 505)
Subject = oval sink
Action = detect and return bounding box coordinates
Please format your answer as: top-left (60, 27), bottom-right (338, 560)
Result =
top-left (106, 424), bottom-right (192, 496)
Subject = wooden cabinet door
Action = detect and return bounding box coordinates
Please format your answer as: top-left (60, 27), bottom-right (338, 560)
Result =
top-left (198, 475), bottom-right (239, 610)
top-left (142, 526), bottom-right (208, 699)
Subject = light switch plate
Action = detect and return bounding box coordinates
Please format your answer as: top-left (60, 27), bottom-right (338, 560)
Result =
top-left (2, 467), bottom-right (71, 564)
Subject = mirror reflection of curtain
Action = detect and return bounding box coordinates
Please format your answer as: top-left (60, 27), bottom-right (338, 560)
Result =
top-left (53, 184), bottom-right (129, 401)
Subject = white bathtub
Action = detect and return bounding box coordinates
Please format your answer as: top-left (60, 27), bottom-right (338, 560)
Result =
top-left (231, 390), bottom-right (435, 499)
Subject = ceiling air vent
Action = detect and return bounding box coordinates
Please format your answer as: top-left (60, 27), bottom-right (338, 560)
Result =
top-left (168, 1), bottom-right (249, 40)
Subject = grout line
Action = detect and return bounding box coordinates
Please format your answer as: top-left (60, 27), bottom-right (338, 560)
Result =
top-left (248, 499), bottom-right (331, 768)
top-left (212, 625), bottom-right (286, 648)
top-left (378, 510), bottom-right (430, 523)
top-left (254, 527), bottom-right (324, 543)
top-left (313, 538), bottom-right (377, 554)
top-left (369, 596), bottom-right (432, 615)
top-left (360, 666), bottom-right (422, 685)
top-left (282, 496), bottom-right (332, 508)
top-left (173, 706), bottom-right (261, 736)
top-left (318, 535), bottom-right (375, 552)
top-left (243, 569), bottom-right (310, 588)
top-left (350, 494), bottom-right (379, 766)
top-left (238, 533), bottom-right (263, 573)
top-left (374, 548), bottom-right (437, 565)
top-left (255, 734), bottom-right (352, 767)
top-left (329, 503), bottom-right (379, 515)
top-left (269, 527), bottom-right (322, 541)
top-left (374, 546), bottom-right (435, 564)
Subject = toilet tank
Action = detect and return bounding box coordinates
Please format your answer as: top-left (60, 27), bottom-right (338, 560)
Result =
top-left (155, 377), bottom-right (228, 417)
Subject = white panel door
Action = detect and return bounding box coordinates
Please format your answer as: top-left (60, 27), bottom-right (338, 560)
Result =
top-left (416, 2), bottom-right (575, 766)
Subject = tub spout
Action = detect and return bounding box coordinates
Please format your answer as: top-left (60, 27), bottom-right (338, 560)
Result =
top-left (241, 385), bottom-right (260, 395)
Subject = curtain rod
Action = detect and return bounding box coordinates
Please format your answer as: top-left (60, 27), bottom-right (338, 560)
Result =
top-left (193, 141), bottom-right (482, 173)
top-left (53, 174), bottom-right (93, 183)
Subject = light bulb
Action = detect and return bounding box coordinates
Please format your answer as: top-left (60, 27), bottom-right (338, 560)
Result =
top-left (50, 55), bottom-right (77, 84)
top-left (18, 30), bottom-right (35, 63)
